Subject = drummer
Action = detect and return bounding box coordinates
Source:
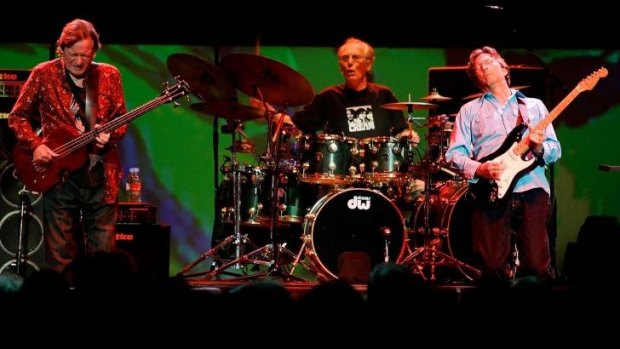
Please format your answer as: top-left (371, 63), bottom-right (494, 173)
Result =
top-left (276, 37), bottom-right (419, 142)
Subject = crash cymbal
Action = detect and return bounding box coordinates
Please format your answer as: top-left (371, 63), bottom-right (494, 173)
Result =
top-left (219, 53), bottom-right (315, 107)
top-left (420, 89), bottom-right (452, 102)
top-left (461, 85), bottom-right (530, 101)
top-left (167, 53), bottom-right (236, 102)
top-left (381, 101), bottom-right (437, 111)
top-left (190, 99), bottom-right (264, 122)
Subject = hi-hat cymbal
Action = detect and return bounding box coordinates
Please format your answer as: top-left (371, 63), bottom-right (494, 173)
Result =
top-left (381, 101), bottom-right (437, 111)
top-left (420, 90), bottom-right (452, 102)
top-left (219, 53), bottom-right (315, 107)
top-left (190, 99), bottom-right (264, 122)
top-left (167, 53), bottom-right (237, 102)
top-left (461, 85), bottom-right (530, 101)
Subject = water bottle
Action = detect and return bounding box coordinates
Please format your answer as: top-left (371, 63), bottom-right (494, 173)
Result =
top-left (126, 167), bottom-right (142, 203)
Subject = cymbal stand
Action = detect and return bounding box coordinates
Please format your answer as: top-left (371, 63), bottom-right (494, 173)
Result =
top-left (400, 148), bottom-right (480, 283)
top-left (177, 119), bottom-right (255, 278)
top-left (403, 94), bottom-right (426, 128)
top-left (206, 89), bottom-right (312, 281)
top-left (428, 115), bottom-right (458, 178)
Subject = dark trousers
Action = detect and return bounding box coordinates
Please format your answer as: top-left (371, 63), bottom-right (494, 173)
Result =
top-left (471, 188), bottom-right (551, 280)
top-left (43, 179), bottom-right (117, 273)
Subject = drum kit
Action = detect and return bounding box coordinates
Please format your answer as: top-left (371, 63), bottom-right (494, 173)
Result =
top-left (171, 53), bottom-right (480, 283)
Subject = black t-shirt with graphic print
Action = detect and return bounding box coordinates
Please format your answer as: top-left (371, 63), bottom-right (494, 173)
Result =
top-left (292, 83), bottom-right (407, 139)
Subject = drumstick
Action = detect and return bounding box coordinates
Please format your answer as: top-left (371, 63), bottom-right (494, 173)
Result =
top-left (271, 113), bottom-right (287, 143)
top-left (237, 128), bottom-right (251, 139)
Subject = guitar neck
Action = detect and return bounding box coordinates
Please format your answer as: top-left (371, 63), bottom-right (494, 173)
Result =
top-left (54, 93), bottom-right (177, 157)
top-left (513, 67), bottom-right (607, 156)
top-left (513, 84), bottom-right (581, 156)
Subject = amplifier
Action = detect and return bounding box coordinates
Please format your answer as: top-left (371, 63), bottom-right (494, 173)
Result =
top-left (1, 69), bottom-right (32, 160)
top-left (115, 223), bottom-right (170, 280)
top-left (118, 202), bottom-right (157, 224)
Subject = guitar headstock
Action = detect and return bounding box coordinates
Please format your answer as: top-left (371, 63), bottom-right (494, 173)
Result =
top-left (161, 80), bottom-right (191, 101)
top-left (577, 67), bottom-right (608, 92)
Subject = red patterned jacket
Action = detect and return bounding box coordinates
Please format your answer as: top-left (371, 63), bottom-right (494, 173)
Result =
top-left (9, 58), bottom-right (127, 203)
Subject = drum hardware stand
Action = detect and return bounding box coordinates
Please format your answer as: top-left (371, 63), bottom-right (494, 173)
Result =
top-left (177, 119), bottom-right (260, 279)
top-left (286, 234), bottom-right (332, 282)
top-left (207, 89), bottom-right (314, 282)
top-left (400, 153), bottom-right (480, 283)
top-left (8, 188), bottom-right (39, 276)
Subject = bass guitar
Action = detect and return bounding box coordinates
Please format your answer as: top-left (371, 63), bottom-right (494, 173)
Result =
top-left (469, 67), bottom-right (608, 208)
top-left (13, 80), bottom-right (190, 193)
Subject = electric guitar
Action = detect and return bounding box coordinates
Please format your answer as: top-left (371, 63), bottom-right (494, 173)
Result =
top-left (468, 67), bottom-right (608, 208)
top-left (13, 80), bottom-right (190, 193)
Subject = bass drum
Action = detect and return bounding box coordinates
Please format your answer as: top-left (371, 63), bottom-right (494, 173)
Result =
top-left (303, 188), bottom-right (406, 280)
top-left (409, 181), bottom-right (478, 280)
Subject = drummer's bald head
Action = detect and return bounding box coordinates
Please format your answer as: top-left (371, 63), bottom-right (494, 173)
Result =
top-left (338, 37), bottom-right (375, 65)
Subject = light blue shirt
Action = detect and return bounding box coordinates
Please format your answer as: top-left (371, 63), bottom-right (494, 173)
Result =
top-left (445, 90), bottom-right (561, 194)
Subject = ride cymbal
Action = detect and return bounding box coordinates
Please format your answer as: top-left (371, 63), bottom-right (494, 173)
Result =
top-left (420, 90), bottom-right (452, 102)
top-left (190, 99), bottom-right (264, 122)
top-left (381, 101), bottom-right (437, 111)
top-left (167, 53), bottom-right (237, 102)
top-left (219, 53), bottom-right (315, 107)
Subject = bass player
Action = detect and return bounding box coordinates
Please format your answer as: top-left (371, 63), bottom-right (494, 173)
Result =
top-left (9, 19), bottom-right (128, 275)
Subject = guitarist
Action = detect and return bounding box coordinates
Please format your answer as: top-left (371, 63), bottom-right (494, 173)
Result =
top-left (8, 19), bottom-right (128, 275)
top-left (445, 47), bottom-right (561, 285)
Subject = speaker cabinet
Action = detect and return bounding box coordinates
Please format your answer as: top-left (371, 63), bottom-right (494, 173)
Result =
top-left (115, 223), bottom-right (171, 280)
top-left (0, 161), bottom-right (44, 276)
top-left (1, 69), bottom-right (32, 161)
top-left (428, 66), bottom-right (548, 116)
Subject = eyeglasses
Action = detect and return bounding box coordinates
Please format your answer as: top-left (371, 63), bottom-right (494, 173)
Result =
top-left (475, 58), bottom-right (498, 71)
top-left (338, 54), bottom-right (367, 63)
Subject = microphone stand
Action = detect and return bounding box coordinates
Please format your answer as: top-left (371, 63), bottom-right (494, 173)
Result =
top-left (14, 188), bottom-right (33, 276)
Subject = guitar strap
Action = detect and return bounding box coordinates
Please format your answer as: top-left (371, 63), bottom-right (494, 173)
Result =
top-left (516, 95), bottom-right (528, 126)
top-left (85, 63), bottom-right (99, 131)
top-left (516, 95), bottom-right (544, 164)
top-left (85, 63), bottom-right (102, 170)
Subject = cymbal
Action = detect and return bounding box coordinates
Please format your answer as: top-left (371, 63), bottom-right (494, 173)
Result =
top-left (381, 101), bottom-right (437, 111)
top-left (420, 90), bottom-right (452, 102)
top-left (190, 99), bottom-right (264, 122)
top-left (219, 53), bottom-right (315, 107)
top-left (461, 85), bottom-right (530, 101)
top-left (167, 53), bottom-right (237, 102)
